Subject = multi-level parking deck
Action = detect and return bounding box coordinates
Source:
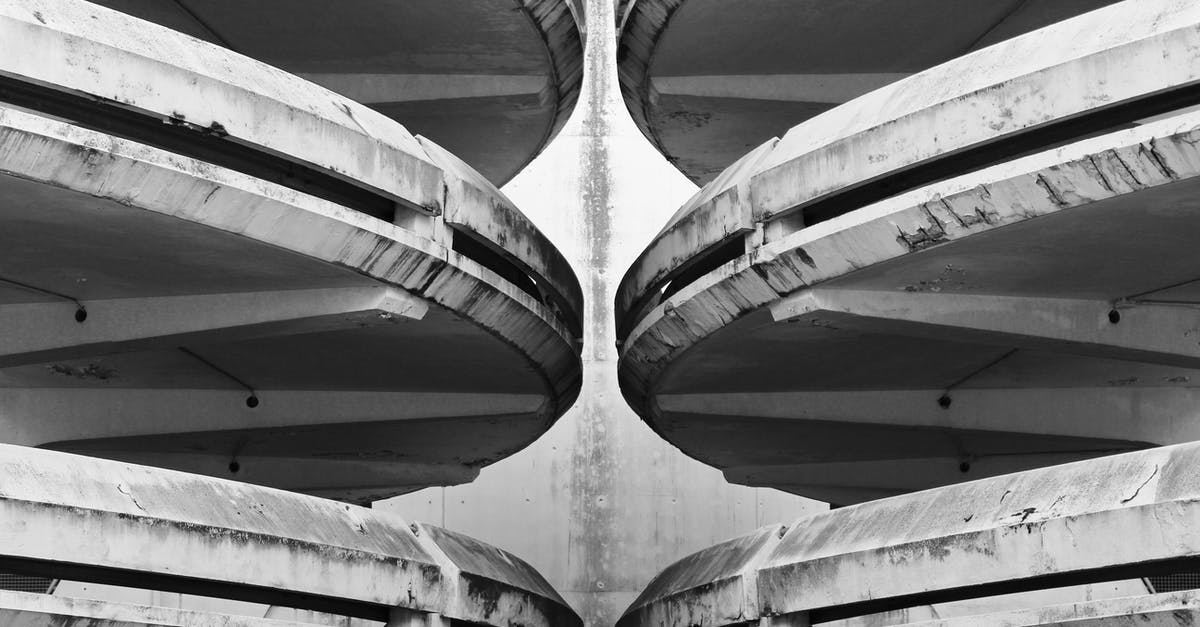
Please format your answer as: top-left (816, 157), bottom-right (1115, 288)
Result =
top-left (0, 444), bottom-right (582, 626)
top-left (616, 0), bottom-right (1120, 185)
top-left (619, 441), bottom-right (1200, 627)
top-left (87, 0), bottom-right (583, 186)
top-left (616, 0), bottom-right (1200, 505)
top-left (0, 0), bottom-right (583, 503)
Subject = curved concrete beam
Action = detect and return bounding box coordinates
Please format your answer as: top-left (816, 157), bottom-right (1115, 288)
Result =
top-left (0, 0), bottom-right (438, 215)
top-left (619, 442), bottom-right (1200, 627)
top-left (0, 445), bottom-right (581, 627)
top-left (616, 0), bottom-right (1200, 330)
top-left (618, 104), bottom-right (1200, 500)
top-left (0, 0), bottom-right (584, 328)
top-left (0, 105), bottom-right (580, 499)
top-left (85, 0), bottom-right (583, 185)
top-left (615, 0), bottom-right (1123, 184)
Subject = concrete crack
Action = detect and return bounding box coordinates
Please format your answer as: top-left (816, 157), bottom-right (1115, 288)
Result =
top-left (1121, 464), bottom-right (1159, 504)
top-left (115, 483), bottom-right (148, 513)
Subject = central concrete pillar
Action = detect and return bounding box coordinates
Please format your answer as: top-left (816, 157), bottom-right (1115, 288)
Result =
top-left (382, 1), bottom-right (823, 625)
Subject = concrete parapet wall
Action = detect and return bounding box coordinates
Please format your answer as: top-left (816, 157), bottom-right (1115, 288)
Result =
top-left (0, 444), bottom-right (581, 626)
top-left (620, 442), bottom-right (1200, 626)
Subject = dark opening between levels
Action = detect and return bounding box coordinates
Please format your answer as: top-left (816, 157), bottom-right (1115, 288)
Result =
top-left (0, 77), bottom-right (403, 222)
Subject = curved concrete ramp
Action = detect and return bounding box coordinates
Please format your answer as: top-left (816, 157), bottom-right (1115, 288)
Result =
top-left (0, 444), bottom-right (581, 627)
top-left (619, 442), bottom-right (1200, 627)
top-left (616, 0), bottom-right (1121, 185)
top-left (617, 0), bottom-right (1200, 504)
top-left (0, 0), bottom-right (582, 502)
top-left (84, 0), bottom-right (582, 185)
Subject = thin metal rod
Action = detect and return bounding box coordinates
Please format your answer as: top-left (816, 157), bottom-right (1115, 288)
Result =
top-left (178, 347), bottom-right (256, 395)
top-left (945, 348), bottom-right (1019, 393)
top-left (1122, 276), bottom-right (1200, 302)
top-left (0, 276), bottom-right (84, 308)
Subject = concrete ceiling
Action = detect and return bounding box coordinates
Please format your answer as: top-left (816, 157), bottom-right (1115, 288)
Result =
top-left (90, 0), bottom-right (583, 185)
top-left (617, 0), bottom-right (1122, 185)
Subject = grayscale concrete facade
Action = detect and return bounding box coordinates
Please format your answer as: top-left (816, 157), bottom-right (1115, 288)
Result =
top-left (616, 0), bottom-right (1200, 505)
top-left (1, 0), bottom-right (1199, 626)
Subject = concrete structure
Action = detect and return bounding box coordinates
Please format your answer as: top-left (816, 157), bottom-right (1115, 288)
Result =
top-left (617, 0), bottom-right (1200, 505)
top-left (0, 443), bottom-right (582, 626)
top-left (86, 0), bottom-right (583, 186)
top-left (0, 0), bottom-right (583, 502)
top-left (384, 0), bottom-right (825, 624)
top-left (619, 441), bottom-right (1200, 627)
top-left (615, 0), bottom-right (1122, 184)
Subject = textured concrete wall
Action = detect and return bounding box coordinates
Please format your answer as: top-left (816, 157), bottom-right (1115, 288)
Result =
top-left (380, 0), bottom-right (823, 625)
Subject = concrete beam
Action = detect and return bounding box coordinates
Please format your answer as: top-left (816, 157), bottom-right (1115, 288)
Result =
top-left (0, 444), bottom-right (581, 626)
top-left (0, 0), bottom-right (444, 215)
top-left (769, 289), bottom-right (1200, 370)
top-left (0, 590), bottom-right (314, 627)
top-left (295, 74), bottom-right (549, 104)
top-left (621, 441), bottom-right (1200, 627)
top-left (752, 0), bottom-right (1200, 219)
top-left (656, 386), bottom-right (1200, 443)
top-left (0, 287), bottom-right (425, 368)
top-left (652, 73), bottom-right (910, 104)
top-left (0, 389), bottom-right (545, 445)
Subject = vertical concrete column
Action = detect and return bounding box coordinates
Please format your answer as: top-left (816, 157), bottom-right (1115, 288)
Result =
top-left (383, 1), bottom-right (823, 625)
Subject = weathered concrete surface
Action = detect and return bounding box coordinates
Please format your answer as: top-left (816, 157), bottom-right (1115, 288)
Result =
top-left (757, 442), bottom-right (1200, 620)
top-left (616, 524), bottom-right (785, 627)
top-left (621, 442), bottom-right (1200, 627)
top-left (0, 590), bottom-right (316, 627)
top-left (0, 444), bottom-right (444, 618)
top-left (0, 444), bottom-right (581, 626)
top-left (418, 137), bottom-right (584, 332)
top-left (0, 0), bottom-right (441, 215)
top-left (0, 103), bottom-right (580, 501)
top-left (617, 0), bottom-right (1200, 330)
top-left (416, 524), bottom-right (583, 627)
top-left (84, 0), bottom-right (583, 185)
top-left (619, 105), bottom-right (1200, 503)
top-left (897, 590), bottom-right (1200, 626)
top-left (827, 581), bottom-right (1152, 627)
top-left (0, 0), bottom-right (585, 334)
top-left (616, 0), bottom-right (1122, 184)
top-left (384, 0), bottom-right (824, 624)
